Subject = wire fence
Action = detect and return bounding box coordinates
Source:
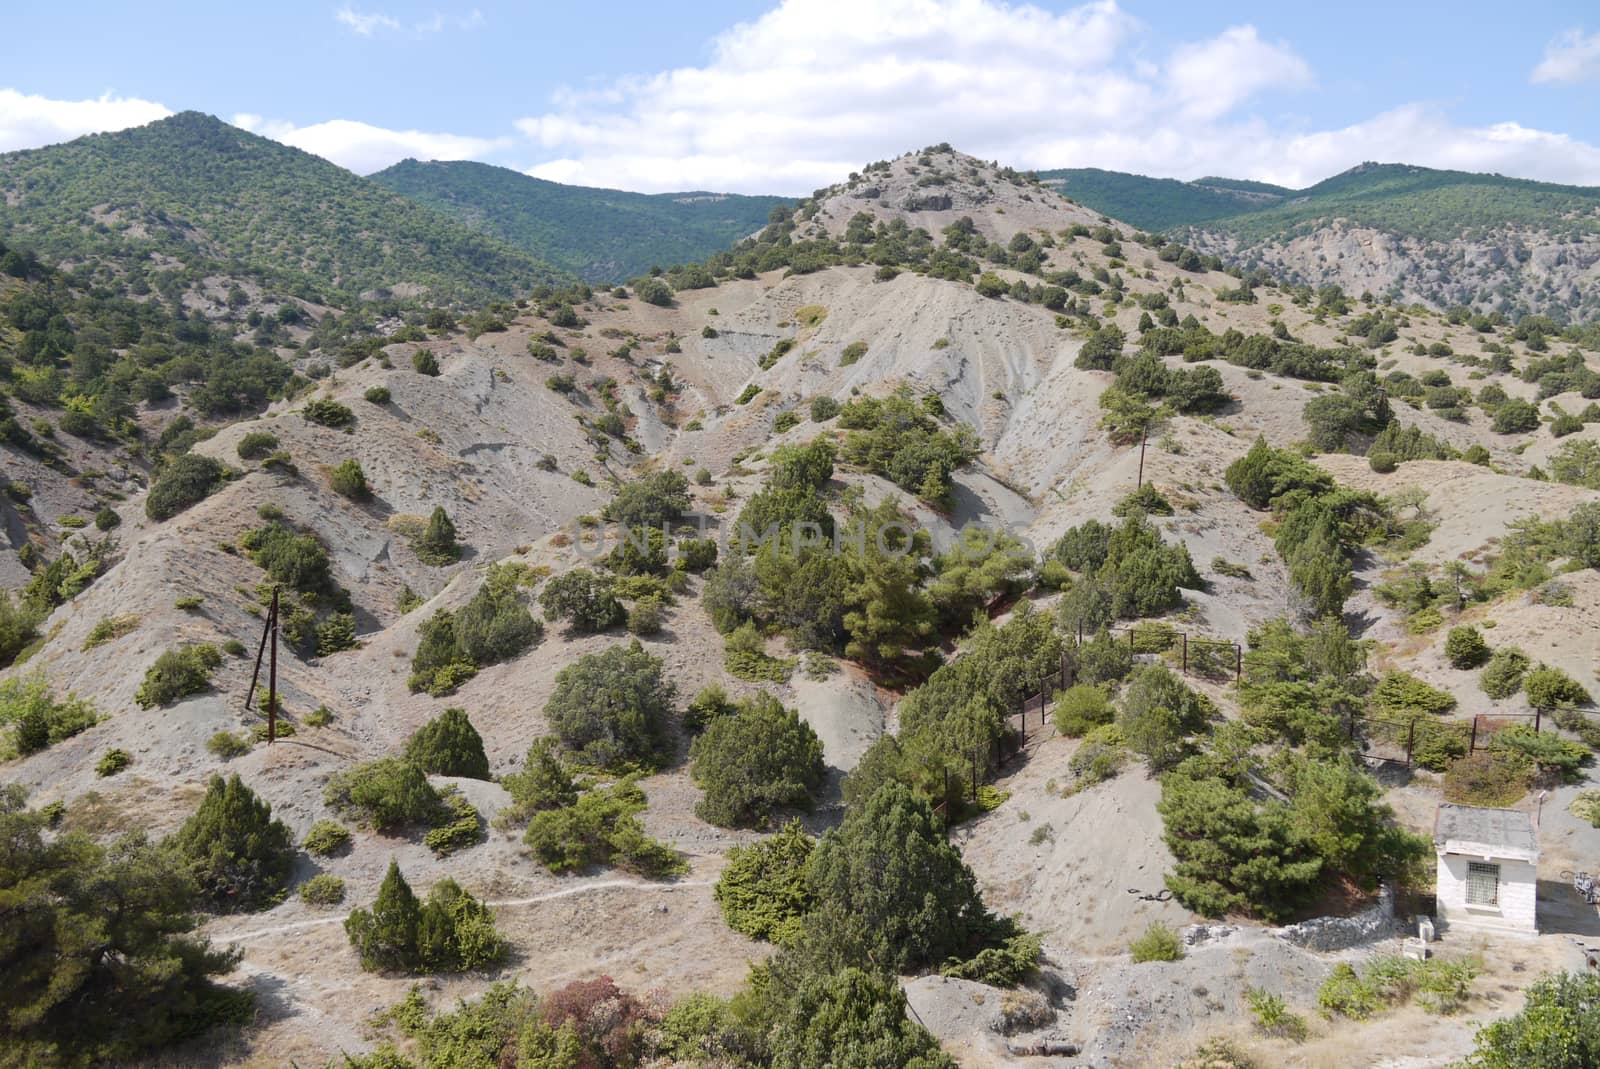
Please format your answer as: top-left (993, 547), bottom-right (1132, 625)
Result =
top-left (1065, 619), bottom-right (1242, 682)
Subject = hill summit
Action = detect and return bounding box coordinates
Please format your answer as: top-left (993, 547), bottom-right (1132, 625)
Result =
top-left (0, 111), bottom-right (559, 303)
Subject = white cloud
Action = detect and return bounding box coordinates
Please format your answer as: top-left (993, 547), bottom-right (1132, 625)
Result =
top-left (1530, 27), bottom-right (1600, 85)
top-left (334, 7), bottom-right (400, 36)
top-left (1031, 104), bottom-right (1600, 191)
top-left (511, 0), bottom-right (1600, 193)
top-left (233, 113), bottom-right (509, 174)
top-left (0, 89), bottom-right (171, 153)
top-left (1166, 25), bottom-right (1313, 121)
top-left (335, 6), bottom-right (484, 37)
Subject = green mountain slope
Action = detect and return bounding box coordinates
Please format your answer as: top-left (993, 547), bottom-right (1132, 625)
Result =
top-left (1037, 167), bottom-right (1284, 231)
top-left (370, 158), bottom-right (788, 283)
top-left (1208, 162), bottom-right (1600, 243)
top-left (0, 112), bottom-right (560, 304)
top-left (1040, 162), bottom-right (1600, 243)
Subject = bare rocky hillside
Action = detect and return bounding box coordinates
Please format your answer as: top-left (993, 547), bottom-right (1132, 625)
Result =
top-left (4, 149), bottom-right (1600, 1069)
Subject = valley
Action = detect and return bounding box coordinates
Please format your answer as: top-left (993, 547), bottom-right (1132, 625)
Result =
top-left (2, 127), bottom-right (1600, 1069)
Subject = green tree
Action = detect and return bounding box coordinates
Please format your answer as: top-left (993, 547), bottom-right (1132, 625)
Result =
top-left (135, 643), bottom-right (223, 708)
top-left (0, 590), bottom-right (40, 668)
top-left (1224, 436), bottom-right (1332, 510)
top-left (1481, 646), bottom-right (1531, 699)
top-left (414, 877), bottom-right (507, 972)
top-left (1118, 665), bottom-right (1211, 770)
top-left (927, 528), bottom-right (1034, 627)
top-left (714, 819), bottom-right (816, 945)
top-left (167, 774), bottom-right (296, 913)
top-left (1525, 664), bottom-right (1592, 709)
top-left (1054, 683), bottom-right (1114, 737)
top-left (768, 967), bottom-right (957, 1069)
top-left (1284, 757), bottom-right (1420, 882)
top-left (145, 453), bottom-right (225, 520)
top-left (544, 641), bottom-right (674, 768)
top-left (840, 502), bottom-right (935, 665)
top-left (416, 506), bottom-right (460, 565)
top-left (0, 788), bottom-right (250, 1067)
top-left (802, 782), bottom-right (993, 973)
top-left (324, 758), bottom-right (443, 830)
top-left (539, 569), bottom-right (625, 633)
top-left (1445, 625), bottom-right (1491, 669)
top-left (501, 737), bottom-right (578, 819)
top-left (1075, 324), bottom-right (1126, 370)
top-left (690, 693), bottom-right (826, 827)
top-left (1492, 398), bottom-right (1540, 434)
top-left (345, 860), bottom-right (422, 972)
top-left (329, 458), bottom-right (371, 501)
top-left (603, 470), bottom-right (691, 528)
top-left (1462, 971), bottom-right (1600, 1069)
top-left (453, 569), bottom-right (541, 665)
top-left (405, 707), bottom-right (491, 780)
top-left (1158, 759), bottom-right (1323, 921)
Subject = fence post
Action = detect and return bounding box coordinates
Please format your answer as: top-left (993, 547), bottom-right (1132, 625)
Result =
top-left (1078, 619), bottom-right (1084, 645)
top-left (1182, 633), bottom-right (1188, 675)
top-left (1235, 644), bottom-right (1242, 682)
top-left (1470, 716), bottom-right (1479, 753)
top-left (1535, 706), bottom-right (1542, 733)
top-left (1406, 718), bottom-right (1416, 767)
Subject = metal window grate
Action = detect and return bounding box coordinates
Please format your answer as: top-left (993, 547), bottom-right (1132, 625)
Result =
top-left (1466, 861), bottom-right (1500, 907)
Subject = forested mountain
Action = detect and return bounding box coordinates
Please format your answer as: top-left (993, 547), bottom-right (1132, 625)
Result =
top-left (1038, 167), bottom-right (1290, 230)
top-left (1044, 162), bottom-right (1600, 320)
top-left (0, 112), bottom-right (560, 304)
top-left (371, 158), bottom-right (788, 282)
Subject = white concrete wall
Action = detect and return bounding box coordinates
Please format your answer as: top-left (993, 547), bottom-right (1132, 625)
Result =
top-left (1436, 852), bottom-right (1538, 935)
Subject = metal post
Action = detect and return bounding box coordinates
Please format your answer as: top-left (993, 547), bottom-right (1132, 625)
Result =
top-left (1469, 715), bottom-right (1478, 753)
top-left (1182, 633), bottom-right (1188, 675)
top-left (1137, 425), bottom-right (1147, 488)
top-left (1077, 619), bottom-right (1084, 645)
top-left (267, 587), bottom-right (279, 744)
top-left (1235, 644), bottom-right (1242, 682)
top-left (245, 591), bottom-right (271, 713)
top-left (1406, 718), bottom-right (1416, 767)
top-left (1535, 707), bottom-right (1542, 733)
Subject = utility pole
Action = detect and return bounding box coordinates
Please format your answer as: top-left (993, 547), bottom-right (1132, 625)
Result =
top-left (246, 586), bottom-right (281, 744)
top-left (1137, 424), bottom-right (1148, 488)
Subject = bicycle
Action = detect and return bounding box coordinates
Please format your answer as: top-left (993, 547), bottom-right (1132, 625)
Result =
top-left (1561, 870), bottom-right (1597, 905)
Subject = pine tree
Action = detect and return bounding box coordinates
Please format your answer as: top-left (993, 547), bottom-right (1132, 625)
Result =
top-left (404, 707), bottom-right (491, 779)
top-left (168, 774), bottom-right (296, 912)
top-left (802, 782), bottom-right (992, 973)
top-left (416, 506), bottom-right (460, 565)
top-left (770, 967), bottom-right (957, 1069)
top-left (346, 860), bottom-right (421, 972)
top-left (0, 787), bottom-right (249, 1064)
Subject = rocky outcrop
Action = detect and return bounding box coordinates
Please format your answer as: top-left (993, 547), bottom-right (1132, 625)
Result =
top-left (1189, 221), bottom-right (1600, 320)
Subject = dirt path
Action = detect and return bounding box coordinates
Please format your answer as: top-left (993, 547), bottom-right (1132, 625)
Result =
top-left (214, 878), bottom-right (716, 944)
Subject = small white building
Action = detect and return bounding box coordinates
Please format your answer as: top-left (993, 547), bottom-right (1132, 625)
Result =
top-left (1433, 803), bottom-right (1539, 936)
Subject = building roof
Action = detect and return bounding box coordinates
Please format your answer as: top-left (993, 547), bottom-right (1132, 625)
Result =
top-left (1434, 803), bottom-right (1538, 862)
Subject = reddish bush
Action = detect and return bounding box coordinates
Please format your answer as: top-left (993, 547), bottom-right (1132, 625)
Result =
top-left (540, 976), bottom-right (651, 1067)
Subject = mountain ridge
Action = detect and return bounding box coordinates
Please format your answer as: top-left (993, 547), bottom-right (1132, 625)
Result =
top-left (1042, 160), bottom-right (1600, 320)
top-left (370, 157), bottom-right (788, 283)
top-left (0, 111), bottom-right (562, 304)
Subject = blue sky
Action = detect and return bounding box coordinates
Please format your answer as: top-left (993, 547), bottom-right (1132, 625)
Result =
top-left (2, 0), bottom-right (1598, 192)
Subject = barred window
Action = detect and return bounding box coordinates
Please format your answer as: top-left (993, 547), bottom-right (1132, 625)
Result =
top-left (1466, 861), bottom-right (1500, 907)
